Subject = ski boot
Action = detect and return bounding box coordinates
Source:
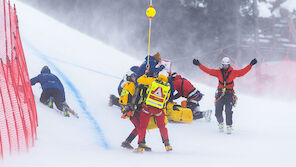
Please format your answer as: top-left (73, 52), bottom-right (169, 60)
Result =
top-left (164, 140), bottom-right (172, 152)
top-left (64, 110), bottom-right (70, 117)
top-left (108, 94), bottom-right (119, 107)
top-left (62, 102), bottom-right (79, 118)
top-left (48, 97), bottom-right (53, 108)
top-left (108, 95), bottom-right (113, 106)
top-left (193, 111), bottom-right (203, 120)
top-left (63, 107), bottom-right (70, 117)
top-left (218, 123), bottom-right (224, 132)
top-left (203, 110), bottom-right (212, 122)
top-left (121, 141), bottom-right (133, 150)
top-left (133, 143), bottom-right (152, 153)
top-left (226, 125), bottom-right (232, 135)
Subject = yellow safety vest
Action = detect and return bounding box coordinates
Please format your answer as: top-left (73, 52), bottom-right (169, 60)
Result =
top-left (145, 81), bottom-right (170, 109)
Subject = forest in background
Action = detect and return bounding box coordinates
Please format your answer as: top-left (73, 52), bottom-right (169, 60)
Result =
top-left (20, 0), bottom-right (296, 74)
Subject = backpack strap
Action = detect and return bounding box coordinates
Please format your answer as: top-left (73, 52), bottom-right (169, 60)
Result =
top-left (219, 69), bottom-right (233, 86)
top-left (180, 78), bottom-right (184, 97)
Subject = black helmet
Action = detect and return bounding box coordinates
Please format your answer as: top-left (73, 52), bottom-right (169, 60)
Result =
top-left (126, 71), bottom-right (136, 82)
top-left (41, 66), bottom-right (50, 74)
top-left (171, 72), bottom-right (177, 78)
top-left (169, 72), bottom-right (177, 80)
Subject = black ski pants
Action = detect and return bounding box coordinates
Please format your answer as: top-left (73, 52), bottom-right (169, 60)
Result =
top-left (187, 102), bottom-right (203, 120)
top-left (40, 88), bottom-right (64, 111)
top-left (215, 91), bottom-right (234, 126)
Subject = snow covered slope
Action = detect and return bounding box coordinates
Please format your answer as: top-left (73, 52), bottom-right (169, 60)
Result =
top-left (1, 1), bottom-right (296, 167)
top-left (258, 0), bottom-right (296, 17)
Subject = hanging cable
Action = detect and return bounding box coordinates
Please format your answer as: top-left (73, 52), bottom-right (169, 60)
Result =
top-left (146, 0), bottom-right (156, 72)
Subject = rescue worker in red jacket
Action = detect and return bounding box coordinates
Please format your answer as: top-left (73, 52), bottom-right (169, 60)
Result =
top-left (171, 73), bottom-right (208, 120)
top-left (134, 71), bottom-right (172, 152)
top-left (193, 57), bottom-right (257, 134)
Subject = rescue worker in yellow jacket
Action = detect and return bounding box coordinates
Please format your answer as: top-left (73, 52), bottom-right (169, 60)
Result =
top-left (118, 72), bottom-right (141, 150)
top-left (134, 71), bottom-right (173, 152)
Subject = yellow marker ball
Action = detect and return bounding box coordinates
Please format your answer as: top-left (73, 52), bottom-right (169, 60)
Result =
top-left (146, 7), bottom-right (156, 18)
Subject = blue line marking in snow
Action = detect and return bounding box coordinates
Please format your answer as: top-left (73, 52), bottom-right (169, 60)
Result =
top-left (44, 56), bottom-right (121, 80)
top-left (22, 38), bottom-right (110, 149)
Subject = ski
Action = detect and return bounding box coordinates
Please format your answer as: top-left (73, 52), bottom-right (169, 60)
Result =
top-left (46, 103), bottom-right (79, 118)
top-left (67, 107), bottom-right (79, 119)
top-left (203, 109), bottom-right (212, 122)
top-left (199, 109), bottom-right (212, 122)
top-left (51, 107), bottom-right (65, 117)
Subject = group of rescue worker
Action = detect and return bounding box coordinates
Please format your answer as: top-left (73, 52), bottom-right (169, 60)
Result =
top-left (109, 52), bottom-right (257, 152)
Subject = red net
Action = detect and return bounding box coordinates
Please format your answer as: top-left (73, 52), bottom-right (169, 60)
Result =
top-left (0, 0), bottom-right (37, 159)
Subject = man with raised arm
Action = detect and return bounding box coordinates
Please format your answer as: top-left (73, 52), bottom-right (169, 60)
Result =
top-left (193, 57), bottom-right (257, 134)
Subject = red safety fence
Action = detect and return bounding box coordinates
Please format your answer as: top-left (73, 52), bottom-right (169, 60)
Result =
top-left (0, 0), bottom-right (38, 159)
top-left (237, 56), bottom-right (296, 101)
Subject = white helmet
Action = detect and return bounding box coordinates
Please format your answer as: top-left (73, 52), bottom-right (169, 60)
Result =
top-left (221, 57), bottom-right (230, 65)
top-left (125, 71), bottom-right (133, 77)
top-left (158, 70), bottom-right (169, 83)
top-left (158, 70), bottom-right (169, 77)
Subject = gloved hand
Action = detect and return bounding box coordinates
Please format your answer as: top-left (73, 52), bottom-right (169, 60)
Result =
top-left (250, 58), bottom-right (257, 65)
top-left (173, 105), bottom-right (180, 111)
top-left (193, 59), bottom-right (200, 66)
top-left (121, 107), bottom-right (129, 114)
top-left (159, 65), bottom-right (165, 70)
top-left (130, 104), bottom-right (137, 111)
top-left (121, 106), bottom-right (134, 119)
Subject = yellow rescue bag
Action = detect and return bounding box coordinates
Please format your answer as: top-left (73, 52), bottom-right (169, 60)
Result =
top-left (166, 102), bottom-right (193, 123)
top-left (147, 115), bottom-right (168, 130)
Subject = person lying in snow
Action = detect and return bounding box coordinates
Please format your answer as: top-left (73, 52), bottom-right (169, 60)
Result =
top-left (170, 72), bottom-right (211, 121)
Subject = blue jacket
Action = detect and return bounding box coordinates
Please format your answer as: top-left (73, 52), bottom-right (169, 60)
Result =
top-left (136, 56), bottom-right (164, 79)
top-left (30, 67), bottom-right (65, 101)
top-left (130, 66), bottom-right (139, 76)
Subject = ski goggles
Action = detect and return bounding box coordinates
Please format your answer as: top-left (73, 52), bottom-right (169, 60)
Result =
top-left (222, 64), bottom-right (229, 68)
